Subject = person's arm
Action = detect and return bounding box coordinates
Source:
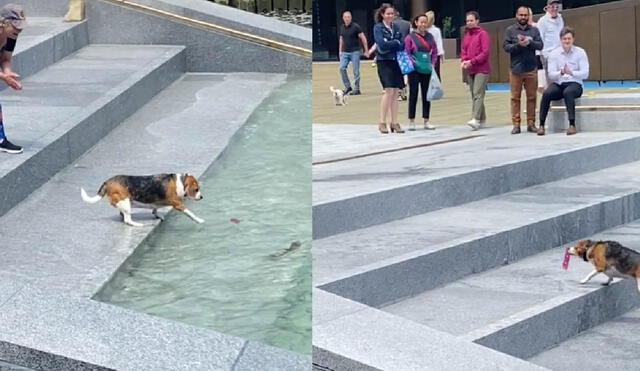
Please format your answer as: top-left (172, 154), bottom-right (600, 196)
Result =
top-left (358, 32), bottom-right (368, 54)
top-left (547, 52), bottom-right (561, 81)
top-left (471, 31), bottom-right (490, 66)
top-left (339, 35), bottom-right (344, 55)
top-left (503, 28), bottom-right (520, 53)
top-left (367, 43), bottom-right (378, 56)
top-left (429, 36), bottom-right (438, 67)
top-left (529, 28), bottom-right (543, 51)
top-left (460, 35), bottom-right (468, 61)
top-left (403, 34), bottom-right (415, 55)
top-left (0, 40), bottom-right (21, 90)
top-left (373, 24), bottom-right (402, 53)
top-left (435, 27), bottom-right (444, 57)
top-left (572, 49), bottom-right (589, 80)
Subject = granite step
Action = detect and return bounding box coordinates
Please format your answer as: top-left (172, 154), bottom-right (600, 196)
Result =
top-left (9, 17), bottom-right (88, 83)
top-left (315, 160), bottom-right (640, 308)
top-left (548, 93), bottom-right (640, 132)
top-left (0, 44), bottom-right (185, 217)
top-left (529, 306), bottom-right (640, 370)
top-left (312, 126), bottom-right (640, 239)
top-left (0, 73), bottom-right (308, 369)
top-left (382, 221), bottom-right (640, 359)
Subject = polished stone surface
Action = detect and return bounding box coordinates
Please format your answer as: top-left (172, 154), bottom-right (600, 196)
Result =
top-left (129, 0), bottom-right (310, 48)
top-left (530, 307), bottom-right (640, 370)
top-left (383, 223), bottom-right (640, 358)
top-left (0, 0), bottom-right (69, 17)
top-left (313, 125), bottom-right (640, 238)
top-left (9, 17), bottom-right (88, 82)
top-left (87, 0), bottom-right (310, 74)
top-left (313, 122), bottom-right (640, 369)
top-left (0, 73), bottom-right (311, 369)
top-left (314, 306), bottom-right (550, 371)
top-left (0, 44), bottom-right (185, 216)
top-left (315, 160), bottom-right (640, 291)
top-left (548, 94), bottom-right (640, 132)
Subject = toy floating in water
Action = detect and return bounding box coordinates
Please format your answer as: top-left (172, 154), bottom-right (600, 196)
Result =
top-left (230, 218), bottom-right (240, 224)
top-left (562, 248), bottom-right (571, 270)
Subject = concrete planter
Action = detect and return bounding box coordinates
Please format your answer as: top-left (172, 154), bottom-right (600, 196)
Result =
top-left (444, 38), bottom-right (457, 59)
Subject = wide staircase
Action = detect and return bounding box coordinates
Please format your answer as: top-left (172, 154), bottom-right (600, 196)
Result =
top-left (0, 4), bottom-right (308, 370)
top-left (312, 124), bottom-right (640, 370)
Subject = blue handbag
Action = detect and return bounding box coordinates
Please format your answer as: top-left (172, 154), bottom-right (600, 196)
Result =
top-left (396, 50), bottom-right (414, 75)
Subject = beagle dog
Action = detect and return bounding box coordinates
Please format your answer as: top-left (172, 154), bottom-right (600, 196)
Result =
top-left (81, 173), bottom-right (204, 226)
top-left (569, 239), bottom-right (640, 292)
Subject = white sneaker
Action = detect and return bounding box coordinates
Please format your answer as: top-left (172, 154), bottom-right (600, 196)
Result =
top-left (408, 122), bottom-right (416, 131)
top-left (424, 123), bottom-right (436, 130)
top-left (467, 119), bottom-right (480, 131)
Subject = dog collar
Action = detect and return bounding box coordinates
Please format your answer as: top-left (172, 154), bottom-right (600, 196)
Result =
top-left (581, 249), bottom-right (589, 262)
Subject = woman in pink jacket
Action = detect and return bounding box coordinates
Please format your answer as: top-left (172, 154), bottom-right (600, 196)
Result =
top-left (460, 11), bottom-right (490, 130)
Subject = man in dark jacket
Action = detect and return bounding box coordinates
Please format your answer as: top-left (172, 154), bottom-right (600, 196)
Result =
top-left (503, 6), bottom-right (543, 134)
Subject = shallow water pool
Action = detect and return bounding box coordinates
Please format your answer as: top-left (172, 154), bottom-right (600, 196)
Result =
top-left (96, 77), bottom-right (311, 355)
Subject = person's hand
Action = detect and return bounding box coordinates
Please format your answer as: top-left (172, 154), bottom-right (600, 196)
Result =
top-left (564, 64), bottom-right (573, 75)
top-left (0, 72), bottom-right (21, 90)
top-left (364, 51), bottom-right (370, 59)
top-left (461, 60), bottom-right (471, 69)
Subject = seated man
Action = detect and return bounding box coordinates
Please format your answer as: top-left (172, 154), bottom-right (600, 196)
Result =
top-left (537, 26), bottom-right (589, 136)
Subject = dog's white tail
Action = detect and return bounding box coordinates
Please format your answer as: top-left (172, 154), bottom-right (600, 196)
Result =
top-left (81, 188), bottom-right (102, 204)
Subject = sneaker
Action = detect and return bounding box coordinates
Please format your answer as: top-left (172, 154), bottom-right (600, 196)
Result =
top-left (408, 122), bottom-right (416, 131)
top-left (424, 123), bottom-right (436, 130)
top-left (343, 87), bottom-right (353, 95)
top-left (0, 138), bottom-right (23, 154)
top-left (350, 90), bottom-right (361, 95)
top-left (467, 119), bottom-right (480, 131)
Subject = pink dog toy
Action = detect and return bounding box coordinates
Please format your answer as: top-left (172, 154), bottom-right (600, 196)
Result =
top-left (562, 248), bottom-right (571, 270)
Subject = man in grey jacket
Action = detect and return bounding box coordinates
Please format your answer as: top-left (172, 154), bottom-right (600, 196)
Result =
top-left (503, 6), bottom-right (543, 134)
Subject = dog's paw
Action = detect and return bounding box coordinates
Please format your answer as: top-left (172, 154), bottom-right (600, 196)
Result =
top-left (195, 217), bottom-right (205, 224)
top-left (579, 279), bottom-right (589, 284)
top-left (127, 222), bottom-right (144, 227)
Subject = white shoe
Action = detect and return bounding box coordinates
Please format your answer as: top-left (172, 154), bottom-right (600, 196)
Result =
top-left (467, 119), bottom-right (480, 131)
top-left (408, 122), bottom-right (416, 131)
top-left (424, 123), bottom-right (436, 130)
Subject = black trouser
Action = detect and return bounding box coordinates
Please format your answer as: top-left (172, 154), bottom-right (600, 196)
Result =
top-left (539, 82), bottom-right (583, 127)
top-left (408, 71), bottom-right (431, 120)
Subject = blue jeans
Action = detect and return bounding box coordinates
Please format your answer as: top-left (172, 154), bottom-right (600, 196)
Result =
top-left (339, 51), bottom-right (361, 91)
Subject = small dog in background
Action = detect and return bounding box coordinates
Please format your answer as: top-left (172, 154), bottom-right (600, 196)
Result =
top-left (569, 239), bottom-right (640, 292)
top-left (330, 86), bottom-right (347, 106)
top-left (81, 173), bottom-right (204, 226)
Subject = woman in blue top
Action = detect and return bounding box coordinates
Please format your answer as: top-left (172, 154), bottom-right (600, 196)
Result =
top-left (373, 3), bottom-right (404, 134)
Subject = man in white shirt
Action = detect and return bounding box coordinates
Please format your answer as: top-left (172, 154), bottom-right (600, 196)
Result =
top-left (537, 27), bottom-right (589, 136)
top-left (535, 0), bottom-right (563, 92)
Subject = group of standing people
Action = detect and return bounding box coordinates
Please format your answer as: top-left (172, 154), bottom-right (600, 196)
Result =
top-left (460, 0), bottom-right (588, 135)
top-left (338, 3), bottom-right (444, 134)
top-left (370, 4), bottom-right (443, 134)
top-left (338, 0), bottom-right (589, 136)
